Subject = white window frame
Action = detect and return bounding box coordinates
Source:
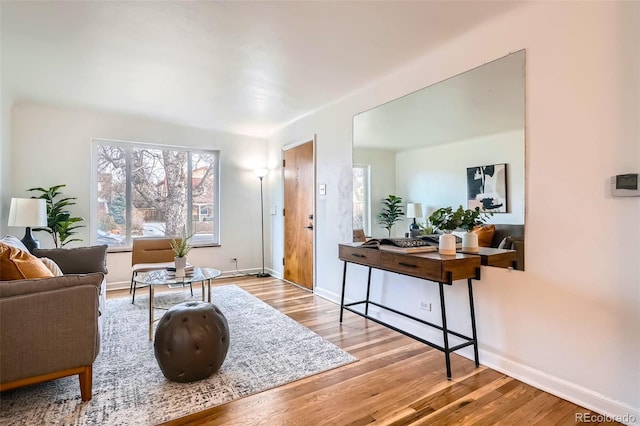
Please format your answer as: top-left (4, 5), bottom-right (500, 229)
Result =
top-left (353, 164), bottom-right (371, 236)
top-left (91, 138), bottom-right (220, 250)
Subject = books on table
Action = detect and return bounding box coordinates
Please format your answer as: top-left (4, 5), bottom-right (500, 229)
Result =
top-left (378, 244), bottom-right (438, 253)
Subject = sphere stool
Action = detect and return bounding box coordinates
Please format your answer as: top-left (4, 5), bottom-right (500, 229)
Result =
top-left (154, 301), bottom-right (229, 382)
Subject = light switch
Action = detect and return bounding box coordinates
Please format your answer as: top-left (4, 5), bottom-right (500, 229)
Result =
top-left (270, 205), bottom-right (277, 215)
top-left (319, 184), bottom-right (326, 195)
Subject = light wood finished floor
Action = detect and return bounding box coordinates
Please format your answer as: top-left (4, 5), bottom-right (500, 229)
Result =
top-left (109, 276), bottom-right (617, 426)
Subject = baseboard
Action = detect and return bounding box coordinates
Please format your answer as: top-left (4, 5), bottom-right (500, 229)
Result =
top-left (312, 287), bottom-right (639, 425)
top-left (106, 267), bottom-right (264, 292)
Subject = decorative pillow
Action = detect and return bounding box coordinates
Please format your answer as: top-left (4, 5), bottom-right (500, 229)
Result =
top-left (498, 236), bottom-right (525, 250)
top-left (472, 225), bottom-right (496, 247)
top-left (32, 245), bottom-right (108, 274)
top-left (39, 257), bottom-right (64, 276)
top-left (1, 235), bottom-right (29, 252)
top-left (0, 242), bottom-right (54, 280)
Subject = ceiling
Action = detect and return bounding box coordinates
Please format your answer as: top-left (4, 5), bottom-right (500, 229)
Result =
top-left (1, 1), bottom-right (522, 138)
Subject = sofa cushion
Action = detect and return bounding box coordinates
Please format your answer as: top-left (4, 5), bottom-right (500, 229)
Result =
top-left (472, 225), bottom-right (495, 247)
top-left (32, 245), bottom-right (108, 274)
top-left (0, 243), bottom-right (54, 280)
top-left (0, 272), bottom-right (104, 298)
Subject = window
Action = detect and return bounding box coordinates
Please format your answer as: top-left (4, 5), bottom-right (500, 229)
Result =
top-left (352, 164), bottom-right (371, 236)
top-left (93, 140), bottom-right (220, 249)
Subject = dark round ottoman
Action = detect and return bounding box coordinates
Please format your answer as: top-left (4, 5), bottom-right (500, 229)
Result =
top-left (154, 301), bottom-right (229, 383)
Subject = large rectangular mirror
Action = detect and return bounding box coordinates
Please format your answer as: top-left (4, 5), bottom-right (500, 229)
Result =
top-left (353, 50), bottom-right (525, 269)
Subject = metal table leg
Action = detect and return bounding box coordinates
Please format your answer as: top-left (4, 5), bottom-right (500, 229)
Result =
top-left (149, 285), bottom-right (155, 341)
top-left (468, 278), bottom-right (480, 367)
top-left (339, 261), bottom-right (347, 323)
top-left (364, 267), bottom-right (372, 316)
top-left (439, 282), bottom-right (452, 379)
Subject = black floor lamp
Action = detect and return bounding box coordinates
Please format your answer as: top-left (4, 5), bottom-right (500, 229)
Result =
top-left (254, 168), bottom-right (270, 278)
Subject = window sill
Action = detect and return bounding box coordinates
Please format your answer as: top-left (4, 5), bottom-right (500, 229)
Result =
top-left (106, 243), bottom-right (221, 254)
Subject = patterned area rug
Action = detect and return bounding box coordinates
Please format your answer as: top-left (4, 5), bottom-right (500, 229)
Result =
top-left (0, 285), bottom-right (357, 425)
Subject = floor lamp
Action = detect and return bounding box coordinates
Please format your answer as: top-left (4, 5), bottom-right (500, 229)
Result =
top-left (254, 168), bottom-right (270, 277)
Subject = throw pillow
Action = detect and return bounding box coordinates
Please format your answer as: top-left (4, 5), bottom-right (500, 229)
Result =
top-left (497, 237), bottom-right (511, 249)
top-left (32, 245), bottom-right (108, 274)
top-left (1, 235), bottom-right (29, 252)
top-left (498, 236), bottom-right (524, 250)
top-left (39, 257), bottom-right (64, 276)
top-left (472, 225), bottom-right (496, 247)
top-left (0, 242), bottom-right (55, 280)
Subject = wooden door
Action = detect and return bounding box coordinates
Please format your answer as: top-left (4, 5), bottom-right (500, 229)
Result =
top-left (283, 140), bottom-right (314, 290)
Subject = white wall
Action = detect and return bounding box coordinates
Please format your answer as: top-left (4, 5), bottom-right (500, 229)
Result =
top-left (0, 94), bottom-right (11, 237)
top-left (269, 1), bottom-right (639, 422)
top-left (396, 129), bottom-right (525, 225)
top-left (9, 103), bottom-right (271, 285)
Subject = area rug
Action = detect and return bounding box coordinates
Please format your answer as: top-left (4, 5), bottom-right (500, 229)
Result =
top-left (0, 285), bottom-right (357, 425)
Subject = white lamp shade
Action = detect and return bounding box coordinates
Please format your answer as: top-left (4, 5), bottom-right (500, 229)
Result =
top-left (406, 203), bottom-right (423, 219)
top-left (254, 168), bottom-right (269, 178)
top-left (8, 198), bottom-right (47, 227)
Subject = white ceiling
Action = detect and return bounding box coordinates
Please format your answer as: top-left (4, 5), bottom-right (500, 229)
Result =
top-left (1, 1), bottom-right (522, 137)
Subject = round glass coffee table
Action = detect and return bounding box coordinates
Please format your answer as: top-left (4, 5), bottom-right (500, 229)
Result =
top-left (132, 267), bottom-right (221, 340)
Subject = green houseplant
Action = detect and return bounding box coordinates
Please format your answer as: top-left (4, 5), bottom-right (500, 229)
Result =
top-left (459, 206), bottom-right (493, 232)
top-left (170, 227), bottom-right (194, 258)
top-left (378, 195), bottom-right (404, 237)
top-left (430, 205), bottom-right (493, 253)
top-left (170, 227), bottom-right (194, 276)
top-left (27, 184), bottom-right (84, 248)
top-left (428, 206), bottom-right (463, 233)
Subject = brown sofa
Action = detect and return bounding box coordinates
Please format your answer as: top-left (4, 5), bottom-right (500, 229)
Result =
top-left (0, 243), bottom-right (107, 401)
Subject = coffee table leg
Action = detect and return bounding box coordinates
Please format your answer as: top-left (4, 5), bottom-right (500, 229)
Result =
top-left (208, 279), bottom-right (212, 302)
top-left (149, 285), bottom-right (154, 341)
top-left (201, 281), bottom-right (205, 301)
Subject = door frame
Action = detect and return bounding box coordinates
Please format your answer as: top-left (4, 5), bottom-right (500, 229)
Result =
top-left (282, 135), bottom-right (316, 291)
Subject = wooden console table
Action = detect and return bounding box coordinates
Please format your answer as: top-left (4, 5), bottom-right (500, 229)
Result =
top-left (339, 243), bottom-right (495, 379)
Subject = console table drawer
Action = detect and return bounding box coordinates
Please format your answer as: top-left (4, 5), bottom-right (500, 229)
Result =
top-left (339, 245), bottom-right (381, 267)
top-left (380, 252), bottom-right (442, 281)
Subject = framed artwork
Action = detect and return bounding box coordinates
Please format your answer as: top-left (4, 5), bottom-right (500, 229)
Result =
top-left (467, 163), bottom-right (508, 213)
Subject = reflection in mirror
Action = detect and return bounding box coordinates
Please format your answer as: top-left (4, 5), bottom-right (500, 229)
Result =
top-left (352, 50), bottom-right (525, 269)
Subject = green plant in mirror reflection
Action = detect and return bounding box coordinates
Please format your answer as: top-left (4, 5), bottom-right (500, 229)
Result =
top-left (378, 195), bottom-right (404, 237)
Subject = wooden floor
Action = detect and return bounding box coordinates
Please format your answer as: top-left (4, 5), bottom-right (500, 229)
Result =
top-left (110, 276), bottom-right (615, 426)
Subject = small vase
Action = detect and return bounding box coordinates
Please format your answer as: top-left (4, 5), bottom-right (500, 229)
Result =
top-left (174, 256), bottom-right (187, 277)
top-left (438, 233), bottom-right (457, 255)
top-left (462, 232), bottom-right (479, 253)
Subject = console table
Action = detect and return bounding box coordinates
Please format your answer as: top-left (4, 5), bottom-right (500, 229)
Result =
top-left (339, 243), bottom-right (488, 379)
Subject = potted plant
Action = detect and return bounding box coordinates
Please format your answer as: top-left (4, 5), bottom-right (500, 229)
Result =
top-left (170, 227), bottom-right (194, 276)
top-left (378, 195), bottom-right (404, 237)
top-left (428, 206), bottom-right (463, 233)
top-left (27, 184), bottom-right (84, 248)
top-left (417, 220), bottom-right (435, 236)
top-left (428, 206), bottom-right (464, 255)
top-left (459, 206), bottom-right (493, 252)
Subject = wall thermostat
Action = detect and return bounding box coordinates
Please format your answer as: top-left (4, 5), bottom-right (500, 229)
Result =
top-left (610, 173), bottom-right (640, 197)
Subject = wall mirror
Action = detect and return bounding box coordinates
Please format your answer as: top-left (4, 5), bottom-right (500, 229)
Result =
top-left (352, 49), bottom-right (525, 269)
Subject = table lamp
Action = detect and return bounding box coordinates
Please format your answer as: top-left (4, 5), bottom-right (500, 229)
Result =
top-left (406, 203), bottom-right (423, 238)
top-left (7, 198), bottom-right (47, 252)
